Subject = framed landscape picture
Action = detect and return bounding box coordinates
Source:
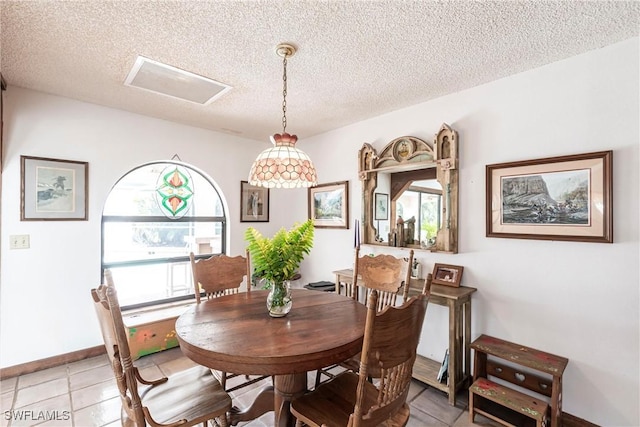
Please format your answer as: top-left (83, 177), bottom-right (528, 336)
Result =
top-left (240, 181), bottom-right (269, 222)
top-left (20, 156), bottom-right (88, 220)
top-left (308, 181), bottom-right (349, 229)
top-left (486, 151), bottom-right (612, 243)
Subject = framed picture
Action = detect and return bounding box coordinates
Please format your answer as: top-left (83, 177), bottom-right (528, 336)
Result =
top-left (308, 181), bottom-right (349, 229)
top-left (486, 151), bottom-right (612, 243)
top-left (21, 156), bottom-right (88, 221)
top-left (432, 263), bottom-right (464, 287)
top-left (374, 192), bottom-right (389, 220)
top-left (240, 181), bottom-right (269, 222)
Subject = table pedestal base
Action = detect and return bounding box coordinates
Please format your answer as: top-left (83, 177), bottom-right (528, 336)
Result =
top-left (228, 373), bottom-right (308, 427)
top-left (229, 384), bottom-right (273, 426)
top-left (274, 373), bottom-right (307, 427)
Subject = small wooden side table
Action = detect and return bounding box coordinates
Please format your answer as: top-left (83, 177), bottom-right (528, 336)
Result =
top-left (332, 268), bottom-right (477, 405)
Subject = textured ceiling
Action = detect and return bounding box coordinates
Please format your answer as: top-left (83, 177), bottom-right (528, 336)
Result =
top-left (1, 1), bottom-right (638, 142)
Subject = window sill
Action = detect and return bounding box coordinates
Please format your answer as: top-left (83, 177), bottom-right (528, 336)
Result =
top-left (122, 298), bottom-right (196, 328)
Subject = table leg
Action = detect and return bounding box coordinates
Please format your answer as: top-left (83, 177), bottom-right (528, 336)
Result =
top-left (274, 373), bottom-right (308, 427)
top-left (447, 299), bottom-right (456, 405)
top-left (464, 299), bottom-right (472, 387)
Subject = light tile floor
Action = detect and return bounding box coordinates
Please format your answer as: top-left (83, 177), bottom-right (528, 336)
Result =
top-left (0, 347), bottom-right (501, 426)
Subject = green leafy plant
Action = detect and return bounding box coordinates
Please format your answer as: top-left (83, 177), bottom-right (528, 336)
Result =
top-left (245, 219), bottom-right (315, 287)
top-left (421, 222), bottom-right (438, 240)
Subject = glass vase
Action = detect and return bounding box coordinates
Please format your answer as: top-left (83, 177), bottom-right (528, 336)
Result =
top-left (266, 281), bottom-right (292, 317)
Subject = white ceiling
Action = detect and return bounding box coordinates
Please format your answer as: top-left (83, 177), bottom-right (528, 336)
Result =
top-left (1, 1), bottom-right (638, 142)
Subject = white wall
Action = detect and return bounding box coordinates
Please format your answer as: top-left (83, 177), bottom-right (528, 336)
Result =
top-left (299, 37), bottom-right (639, 425)
top-left (0, 89), bottom-right (298, 366)
top-left (1, 37), bottom-right (637, 425)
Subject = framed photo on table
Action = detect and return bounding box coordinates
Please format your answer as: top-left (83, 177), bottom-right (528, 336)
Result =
top-left (432, 263), bottom-right (464, 287)
top-left (486, 151), bottom-right (612, 243)
top-left (240, 181), bottom-right (269, 222)
top-left (308, 181), bottom-right (349, 229)
top-left (374, 193), bottom-right (388, 220)
top-left (20, 156), bottom-right (88, 221)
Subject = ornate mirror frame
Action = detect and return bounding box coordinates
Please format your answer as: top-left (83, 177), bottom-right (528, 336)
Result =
top-left (358, 123), bottom-right (459, 253)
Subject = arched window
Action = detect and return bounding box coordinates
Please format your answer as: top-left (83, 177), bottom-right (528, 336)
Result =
top-left (102, 161), bottom-right (226, 309)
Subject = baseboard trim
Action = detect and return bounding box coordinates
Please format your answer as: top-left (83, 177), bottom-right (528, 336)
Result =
top-left (0, 345), bottom-right (106, 379)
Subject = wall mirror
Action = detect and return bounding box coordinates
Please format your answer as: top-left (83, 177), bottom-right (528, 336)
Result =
top-left (359, 123), bottom-right (459, 253)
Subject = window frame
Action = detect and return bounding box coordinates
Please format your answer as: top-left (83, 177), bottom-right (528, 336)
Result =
top-left (100, 161), bottom-right (227, 310)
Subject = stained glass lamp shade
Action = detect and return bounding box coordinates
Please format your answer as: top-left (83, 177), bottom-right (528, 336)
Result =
top-left (249, 133), bottom-right (317, 189)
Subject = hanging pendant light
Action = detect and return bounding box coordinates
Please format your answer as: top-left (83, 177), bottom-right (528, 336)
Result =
top-left (248, 43), bottom-right (318, 189)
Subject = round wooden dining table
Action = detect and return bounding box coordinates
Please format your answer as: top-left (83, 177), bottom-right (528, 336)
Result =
top-left (175, 288), bottom-right (367, 427)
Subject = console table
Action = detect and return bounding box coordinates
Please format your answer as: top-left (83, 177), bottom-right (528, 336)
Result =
top-left (333, 268), bottom-right (477, 405)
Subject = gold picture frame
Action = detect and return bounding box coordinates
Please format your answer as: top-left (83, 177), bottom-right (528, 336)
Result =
top-left (308, 181), bottom-right (349, 229)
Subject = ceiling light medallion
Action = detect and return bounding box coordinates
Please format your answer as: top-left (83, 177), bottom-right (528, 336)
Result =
top-left (249, 43), bottom-right (318, 189)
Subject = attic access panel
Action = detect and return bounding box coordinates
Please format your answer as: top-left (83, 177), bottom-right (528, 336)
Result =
top-left (125, 56), bottom-right (232, 105)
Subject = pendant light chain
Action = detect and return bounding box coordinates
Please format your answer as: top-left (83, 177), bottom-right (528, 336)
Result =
top-left (248, 43), bottom-right (318, 189)
top-left (281, 53), bottom-right (288, 133)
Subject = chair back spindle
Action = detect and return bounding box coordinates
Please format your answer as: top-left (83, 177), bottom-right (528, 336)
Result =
top-left (422, 273), bottom-right (433, 297)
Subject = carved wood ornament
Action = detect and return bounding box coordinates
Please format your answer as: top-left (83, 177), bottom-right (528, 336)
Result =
top-left (358, 123), bottom-right (459, 253)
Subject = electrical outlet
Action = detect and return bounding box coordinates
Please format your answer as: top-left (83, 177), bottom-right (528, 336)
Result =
top-left (9, 235), bottom-right (30, 249)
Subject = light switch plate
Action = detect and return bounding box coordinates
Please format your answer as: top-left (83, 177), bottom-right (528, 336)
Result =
top-left (9, 235), bottom-right (30, 249)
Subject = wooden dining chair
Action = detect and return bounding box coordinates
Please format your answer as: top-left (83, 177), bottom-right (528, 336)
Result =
top-left (91, 270), bottom-right (232, 427)
top-left (291, 286), bottom-right (430, 427)
top-left (314, 247), bottom-right (414, 388)
top-left (189, 251), bottom-right (269, 392)
top-left (190, 251), bottom-right (251, 303)
top-left (353, 247), bottom-right (414, 311)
